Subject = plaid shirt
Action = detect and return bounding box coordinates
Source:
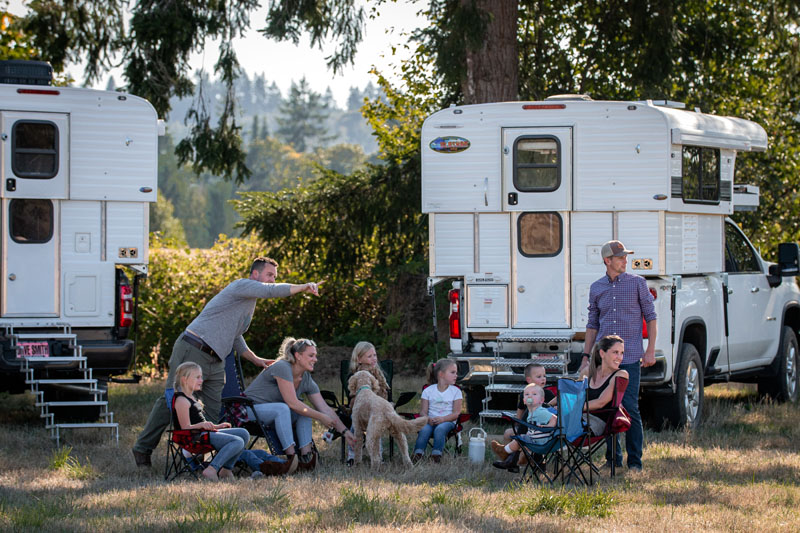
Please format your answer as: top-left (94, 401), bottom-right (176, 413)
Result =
top-left (587, 271), bottom-right (657, 364)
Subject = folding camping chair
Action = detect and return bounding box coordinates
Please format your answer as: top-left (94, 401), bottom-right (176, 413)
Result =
top-left (320, 359), bottom-right (416, 462)
top-left (512, 377), bottom-right (592, 486)
top-left (577, 375), bottom-right (630, 478)
top-left (220, 351), bottom-right (282, 455)
top-left (164, 388), bottom-right (216, 481)
top-left (398, 384), bottom-right (472, 456)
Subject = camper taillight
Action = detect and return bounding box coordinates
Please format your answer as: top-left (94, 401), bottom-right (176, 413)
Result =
top-left (642, 288), bottom-right (658, 338)
top-left (119, 285), bottom-right (133, 328)
top-left (448, 289), bottom-right (461, 339)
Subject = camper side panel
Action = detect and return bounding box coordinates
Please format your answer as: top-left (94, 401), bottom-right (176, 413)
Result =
top-left (64, 91), bottom-right (157, 204)
top-left (61, 200), bottom-right (115, 324)
top-left (665, 214), bottom-right (723, 274)
top-left (572, 107), bottom-right (669, 212)
top-left (570, 212), bottom-right (613, 329)
top-left (421, 112), bottom-right (501, 213)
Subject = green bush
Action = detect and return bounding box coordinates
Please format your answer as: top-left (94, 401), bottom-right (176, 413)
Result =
top-left (136, 234), bottom-right (433, 371)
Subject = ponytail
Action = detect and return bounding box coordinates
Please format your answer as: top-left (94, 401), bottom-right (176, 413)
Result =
top-left (427, 358), bottom-right (456, 385)
top-left (587, 335), bottom-right (624, 381)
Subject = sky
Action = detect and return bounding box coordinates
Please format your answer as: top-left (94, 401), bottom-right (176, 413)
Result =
top-left (6, 0), bottom-right (427, 108)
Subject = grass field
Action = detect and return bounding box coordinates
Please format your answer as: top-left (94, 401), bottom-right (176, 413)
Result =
top-left (1, 371), bottom-right (799, 532)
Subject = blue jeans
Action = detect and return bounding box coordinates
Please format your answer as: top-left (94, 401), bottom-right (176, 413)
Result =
top-left (248, 403), bottom-right (312, 452)
top-left (208, 427), bottom-right (250, 472)
top-left (607, 362), bottom-right (643, 468)
top-left (238, 449), bottom-right (284, 471)
top-left (414, 422), bottom-right (455, 456)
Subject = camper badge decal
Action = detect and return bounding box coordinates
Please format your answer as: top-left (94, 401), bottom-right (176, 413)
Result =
top-left (429, 136), bottom-right (470, 153)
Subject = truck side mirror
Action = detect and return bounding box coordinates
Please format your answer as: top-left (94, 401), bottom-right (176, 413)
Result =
top-left (778, 243), bottom-right (800, 276)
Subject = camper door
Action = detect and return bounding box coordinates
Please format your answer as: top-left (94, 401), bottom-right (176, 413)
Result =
top-left (1, 198), bottom-right (59, 316)
top-left (1, 111), bottom-right (68, 199)
top-left (503, 128), bottom-right (572, 328)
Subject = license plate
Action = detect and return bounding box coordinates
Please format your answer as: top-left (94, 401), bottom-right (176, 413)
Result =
top-left (17, 342), bottom-right (50, 358)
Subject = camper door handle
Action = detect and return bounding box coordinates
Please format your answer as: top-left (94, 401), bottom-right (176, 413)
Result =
top-left (8, 274), bottom-right (15, 281)
top-left (483, 178), bottom-right (488, 206)
top-left (518, 285), bottom-right (525, 293)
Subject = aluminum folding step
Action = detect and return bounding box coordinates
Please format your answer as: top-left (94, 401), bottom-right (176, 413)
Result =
top-left (36, 401), bottom-right (108, 408)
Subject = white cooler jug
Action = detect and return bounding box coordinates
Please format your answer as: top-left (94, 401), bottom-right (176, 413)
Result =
top-left (468, 427), bottom-right (486, 463)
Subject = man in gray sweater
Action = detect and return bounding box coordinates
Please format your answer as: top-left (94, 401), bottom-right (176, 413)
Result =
top-left (132, 257), bottom-right (321, 467)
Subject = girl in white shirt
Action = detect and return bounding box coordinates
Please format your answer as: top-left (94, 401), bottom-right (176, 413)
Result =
top-left (412, 359), bottom-right (463, 463)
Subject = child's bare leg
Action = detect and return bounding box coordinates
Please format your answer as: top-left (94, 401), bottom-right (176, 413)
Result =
top-left (503, 427), bottom-right (515, 443)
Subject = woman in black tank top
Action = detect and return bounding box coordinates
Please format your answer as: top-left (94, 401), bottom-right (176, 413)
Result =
top-left (585, 335), bottom-right (629, 411)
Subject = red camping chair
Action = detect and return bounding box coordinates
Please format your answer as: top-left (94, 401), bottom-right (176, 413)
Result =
top-left (577, 375), bottom-right (630, 479)
top-left (399, 384), bottom-right (471, 455)
top-left (164, 389), bottom-right (216, 481)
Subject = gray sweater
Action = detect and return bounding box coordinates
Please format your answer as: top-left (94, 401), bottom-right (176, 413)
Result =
top-left (186, 279), bottom-right (292, 360)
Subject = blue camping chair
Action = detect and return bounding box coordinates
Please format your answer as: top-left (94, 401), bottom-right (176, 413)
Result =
top-left (511, 377), bottom-right (592, 486)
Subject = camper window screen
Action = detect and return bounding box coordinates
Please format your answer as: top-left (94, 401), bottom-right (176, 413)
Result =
top-left (514, 137), bottom-right (560, 191)
top-left (9, 199), bottom-right (53, 244)
top-left (682, 146), bottom-right (720, 204)
top-left (12, 121), bottom-right (58, 179)
top-left (518, 212), bottom-right (562, 257)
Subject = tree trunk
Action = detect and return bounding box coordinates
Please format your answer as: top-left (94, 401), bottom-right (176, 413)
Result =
top-left (461, 0), bottom-right (519, 104)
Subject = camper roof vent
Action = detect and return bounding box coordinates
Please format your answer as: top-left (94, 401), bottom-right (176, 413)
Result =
top-left (642, 99), bottom-right (686, 109)
top-left (0, 60), bottom-right (53, 86)
top-left (545, 94), bottom-right (592, 101)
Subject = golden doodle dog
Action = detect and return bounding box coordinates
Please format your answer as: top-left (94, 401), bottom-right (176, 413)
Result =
top-left (347, 370), bottom-right (428, 468)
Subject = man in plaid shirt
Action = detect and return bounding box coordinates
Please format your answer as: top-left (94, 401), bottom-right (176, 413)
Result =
top-left (582, 240), bottom-right (657, 472)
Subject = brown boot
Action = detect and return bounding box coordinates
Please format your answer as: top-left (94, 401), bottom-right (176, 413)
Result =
top-left (132, 448), bottom-right (152, 468)
top-left (260, 456), bottom-right (296, 476)
top-left (491, 440), bottom-right (509, 461)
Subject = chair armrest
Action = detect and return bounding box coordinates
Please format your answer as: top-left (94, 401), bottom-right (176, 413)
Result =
top-left (221, 395), bottom-right (254, 407)
top-left (393, 391), bottom-right (416, 410)
top-left (320, 390), bottom-right (341, 410)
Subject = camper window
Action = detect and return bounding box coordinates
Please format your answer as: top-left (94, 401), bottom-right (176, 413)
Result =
top-left (12, 120), bottom-right (58, 179)
top-left (682, 146), bottom-right (720, 204)
top-left (513, 136), bottom-right (560, 191)
top-left (518, 212), bottom-right (562, 257)
top-left (9, 199), bottom-right (53, 244)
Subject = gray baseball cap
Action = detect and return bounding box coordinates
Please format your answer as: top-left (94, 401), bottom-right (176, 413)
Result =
top-left (601, 240), bottom-right (633, 258)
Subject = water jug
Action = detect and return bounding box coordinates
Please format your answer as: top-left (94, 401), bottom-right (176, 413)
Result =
top-left (468, 427), bottom-right (486, 463)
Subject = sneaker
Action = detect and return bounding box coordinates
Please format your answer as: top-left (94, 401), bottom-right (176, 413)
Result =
top-left (297, 451), bottom-right (317, 472)
top-left (432, 454), bottom-right (441, 464)
top-left (412, 453), bottom-right (423, 464)
top-left (346, 458), bottom-right (355, 467)
top-left (628, 464), bottom-right (643, 473)
top-left (490, 440), bottom-right (509, 461)
top-left (132, 448), bottom-right (152, 468)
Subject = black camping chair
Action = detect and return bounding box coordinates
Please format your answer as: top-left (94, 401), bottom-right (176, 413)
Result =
top-left (219, 351), bottom-right (282, 455)
top-left (321, 359), bottom-right (415, 462)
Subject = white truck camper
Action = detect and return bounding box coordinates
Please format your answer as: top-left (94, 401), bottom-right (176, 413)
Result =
top-left (421, 96), bottom-right (800, 428)
top-left (0, 60), bottom-right (159, 443)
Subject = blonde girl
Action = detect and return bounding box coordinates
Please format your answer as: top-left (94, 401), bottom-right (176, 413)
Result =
top-left (172, 362), bottom-right (250, 481)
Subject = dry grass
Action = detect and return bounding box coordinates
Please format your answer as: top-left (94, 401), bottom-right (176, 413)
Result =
top-left (1, 376), bottom-right (800, 532)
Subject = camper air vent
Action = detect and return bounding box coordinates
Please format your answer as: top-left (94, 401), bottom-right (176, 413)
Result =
top-left (545, 94), bottom-right (592, 101)
top-left (642, 99), bottom-right (686, 109)
top-left (0, 60), bottom-right (53, 86)
top-left (671, 176), bottom-right (683, 197)
top-left (720, 181), bottom-right (732, 201)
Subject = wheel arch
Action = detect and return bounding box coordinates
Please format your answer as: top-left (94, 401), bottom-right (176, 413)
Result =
top-left (675, 318), bottom-right (707, 385)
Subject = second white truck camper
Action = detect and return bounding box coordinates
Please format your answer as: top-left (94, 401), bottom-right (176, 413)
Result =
top-left (421, 96), bottom-right (800, 428)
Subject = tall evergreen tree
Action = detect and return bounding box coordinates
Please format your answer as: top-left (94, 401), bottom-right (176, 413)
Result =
top-left (275, 77), bottom-right (331, 152)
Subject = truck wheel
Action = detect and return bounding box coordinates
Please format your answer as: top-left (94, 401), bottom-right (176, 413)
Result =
top-left (663, 343), bottom-right (704, 429)
top-left (757, 326), bottom-right (799, 403)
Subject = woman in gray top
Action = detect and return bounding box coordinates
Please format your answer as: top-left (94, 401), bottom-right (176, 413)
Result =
top-left (245, 337), bottom-right (356, 470)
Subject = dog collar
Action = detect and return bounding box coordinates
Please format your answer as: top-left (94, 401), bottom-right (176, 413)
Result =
top-left (357, 385), bottom-right (372, 394)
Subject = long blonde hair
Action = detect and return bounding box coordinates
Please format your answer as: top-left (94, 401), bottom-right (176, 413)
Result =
top-left (174, 361), bottom-right (203, 408)
top-left (426, 358), bottom-right (456, 385)
top-left (350, 341), bottom-right (375, 374)
top-left (587, 335), bottom-right (624, 382)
